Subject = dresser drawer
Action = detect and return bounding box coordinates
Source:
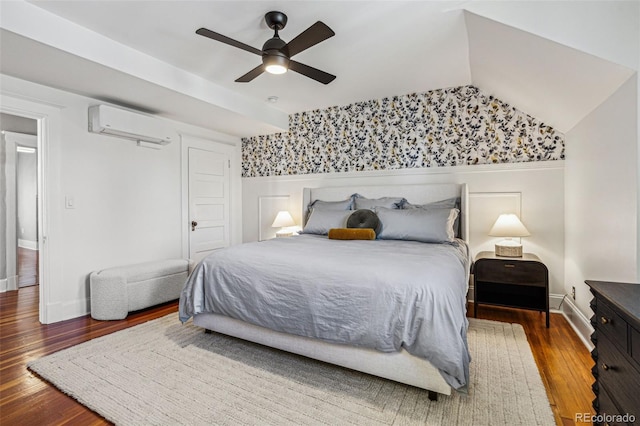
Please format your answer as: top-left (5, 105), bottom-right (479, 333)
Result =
top-left (597, 299), bottom-right (628, 352)
top-left (597, 385), bottom-right (626, 425)
top-left (597, 334), bottom-right (640, 420)
top-left (474, 259), bottom-right (546, 286)
top-left (632, 326), bottom-right (640, 368)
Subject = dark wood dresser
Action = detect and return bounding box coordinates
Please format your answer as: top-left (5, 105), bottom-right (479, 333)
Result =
top-left (586, 280), bottom-right (640, 425)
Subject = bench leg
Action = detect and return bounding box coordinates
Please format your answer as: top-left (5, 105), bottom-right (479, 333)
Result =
top-left (428, 391), bottom-right (438, 401)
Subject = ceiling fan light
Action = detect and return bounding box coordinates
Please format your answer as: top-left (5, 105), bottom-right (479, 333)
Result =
top-left (263, 54), bottom-right (289, 75)
top-left (265, 64), bottom-right (287, 74)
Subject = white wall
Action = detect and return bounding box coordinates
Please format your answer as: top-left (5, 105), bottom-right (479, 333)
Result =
top-left (1, 74), bottom-right (242, 323)
top-left (242, 162), bottom-right (565, 303)
top-left (565, 76), bottom-right (638, 317)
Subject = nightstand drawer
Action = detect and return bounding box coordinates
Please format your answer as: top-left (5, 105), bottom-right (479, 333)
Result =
top-left (474, 259), bottom-right (547, 286)
top-left (597, 334), bottom-right (640, 420)
top-left (597, 299), bottom-right (628, 352)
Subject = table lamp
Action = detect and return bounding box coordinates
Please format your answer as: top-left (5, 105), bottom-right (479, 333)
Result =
top-left (489, 213), bottom-right (530, 257)
top-left (272, 211), bottom-right (296, 237)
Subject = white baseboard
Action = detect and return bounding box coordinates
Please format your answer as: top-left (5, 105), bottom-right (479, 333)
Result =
top-left (549, 293), bottom-right (564, 311)
top-left (560, 296), bottom-right (594, 351)
top-left (1, 276), bottom-right (19, 292)
top-left (44, 298), bottom-right (91, 324)
top-left (18, 239), bottom-right (38, 250)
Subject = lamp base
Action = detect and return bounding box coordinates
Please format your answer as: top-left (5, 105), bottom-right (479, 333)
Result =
top-left (275, 230), bottom-right (293, 238)
top-left (495, 243), bottom-right (523, 257)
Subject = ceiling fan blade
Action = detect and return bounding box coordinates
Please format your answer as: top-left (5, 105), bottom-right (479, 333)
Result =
top-left (235, 64), bottom-right (265, 83)
top-left (289, 60), bottom-right (336, 84)
top-left (285, 21), bottom-right (335, 57)
top-left (196, 28), bottom-right (262, 56)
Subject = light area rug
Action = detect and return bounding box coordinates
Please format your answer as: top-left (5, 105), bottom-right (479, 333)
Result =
top-left (28, 315), bottom-right (554, 425)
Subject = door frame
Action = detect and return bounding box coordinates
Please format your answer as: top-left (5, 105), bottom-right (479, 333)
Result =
top-left (1, 95), bottom-right (63, 323)
top-left (180, 134), bottom-right (242, 260)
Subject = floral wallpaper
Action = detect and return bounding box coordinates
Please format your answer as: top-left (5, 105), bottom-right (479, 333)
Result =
top-left (242, 85), bottom-right (564, 177)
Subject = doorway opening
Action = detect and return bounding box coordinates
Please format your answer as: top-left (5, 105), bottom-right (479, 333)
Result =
top-left (1, 115), bottom-right (39, 294)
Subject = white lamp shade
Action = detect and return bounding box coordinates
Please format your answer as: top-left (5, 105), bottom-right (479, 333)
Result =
top-left (272, 211), bottom-right (295, 228)
top-left (489, 214), bottom-right (530, 237)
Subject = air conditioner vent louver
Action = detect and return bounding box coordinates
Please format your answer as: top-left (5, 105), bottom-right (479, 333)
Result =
top-left (88, 105), bottom-right (177, 146)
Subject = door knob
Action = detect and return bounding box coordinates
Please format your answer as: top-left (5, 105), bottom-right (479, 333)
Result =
top-left (191, 220), bottom-right (198, 231)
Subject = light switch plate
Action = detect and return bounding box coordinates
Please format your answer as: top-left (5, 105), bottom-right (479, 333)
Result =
top-left (65, 196), bottom-right (75, 209)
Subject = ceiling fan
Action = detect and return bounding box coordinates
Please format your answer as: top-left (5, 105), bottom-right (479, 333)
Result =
top-left (196, 11), bottom-right (336, 84)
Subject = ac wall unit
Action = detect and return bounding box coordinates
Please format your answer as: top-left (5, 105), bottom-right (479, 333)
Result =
top-left (88, 105), bottom-right (177, 146)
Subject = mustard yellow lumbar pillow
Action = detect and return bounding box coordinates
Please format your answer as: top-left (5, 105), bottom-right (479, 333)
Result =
top-left (328, 228), bottom-right (376, 240)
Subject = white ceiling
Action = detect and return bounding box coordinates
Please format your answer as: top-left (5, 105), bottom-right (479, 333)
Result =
top-left (0, 1), bottom-right (636, 136)
top-left (466, 12), bottom-right (634, 132)
top-left (25, 0), bottom-right (472, 113)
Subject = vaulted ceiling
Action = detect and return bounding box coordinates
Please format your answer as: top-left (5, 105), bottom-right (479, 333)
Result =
top-left (0, 1), bottom-right (636, 137)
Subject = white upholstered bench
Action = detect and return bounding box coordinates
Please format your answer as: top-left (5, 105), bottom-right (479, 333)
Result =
top-left (90, 259), bottom-right (194, 320)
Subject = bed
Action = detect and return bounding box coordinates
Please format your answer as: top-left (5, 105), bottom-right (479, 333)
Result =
top-left (179, 183), bottom-right (471, 400)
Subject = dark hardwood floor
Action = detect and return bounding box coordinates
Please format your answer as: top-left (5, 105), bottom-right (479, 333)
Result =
top-left (0, 286), bottom-right (594, 425)
top-left (17, 247), bottom-right (38, 288)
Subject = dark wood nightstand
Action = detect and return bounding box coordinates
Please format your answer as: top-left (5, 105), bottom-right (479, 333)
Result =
top-left (473, 251), bottom-right (549, 327)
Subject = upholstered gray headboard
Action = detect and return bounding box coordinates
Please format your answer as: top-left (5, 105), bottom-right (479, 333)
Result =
top-left (302, 183), bottom-right (469, 242)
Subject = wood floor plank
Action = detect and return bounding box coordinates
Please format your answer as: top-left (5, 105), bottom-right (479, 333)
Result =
top-left (17, 247), bottom-right (38, 288)
top-left (0, 286), bottom-right (593, 425)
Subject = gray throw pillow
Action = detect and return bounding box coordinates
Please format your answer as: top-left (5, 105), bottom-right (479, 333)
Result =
top-left (347, 209), bottom-right (381, 233)
top-left (377, 207), bottom-right (459, 243)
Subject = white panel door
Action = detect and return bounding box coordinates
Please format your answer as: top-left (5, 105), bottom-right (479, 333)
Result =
top-left (189, 147), bottom-right (230, 263)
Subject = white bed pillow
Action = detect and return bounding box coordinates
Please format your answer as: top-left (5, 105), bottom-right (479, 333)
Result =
top-left (302, 209), bottom-right (352, 235)
top-left (377, 207), bottom-right (459, 243)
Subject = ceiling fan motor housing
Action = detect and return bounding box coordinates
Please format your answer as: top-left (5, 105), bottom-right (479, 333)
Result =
top-left (262, 36), bottom-right (290, 70)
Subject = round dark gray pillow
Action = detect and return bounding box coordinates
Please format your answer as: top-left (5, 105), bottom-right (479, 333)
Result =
top-left (347, 209), bottom-right (380, 232)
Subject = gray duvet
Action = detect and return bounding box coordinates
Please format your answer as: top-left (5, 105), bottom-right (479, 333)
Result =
top-left (179, 234), bottom-right (471, 390)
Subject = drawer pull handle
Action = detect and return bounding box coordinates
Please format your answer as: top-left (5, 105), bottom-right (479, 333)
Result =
top-left (504, 264), bottom-right (515, 268)
top-left (602, 363), bottom-right (611, 371)
top-left (601, 316), bottom-right (610, 325)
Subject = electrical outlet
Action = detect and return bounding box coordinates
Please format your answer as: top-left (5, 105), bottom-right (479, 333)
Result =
top-left (571, 286), bottom-right (576, 300)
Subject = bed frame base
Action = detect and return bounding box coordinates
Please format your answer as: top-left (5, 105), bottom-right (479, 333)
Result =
top-left (194, 313), bottom-right (451, 398)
